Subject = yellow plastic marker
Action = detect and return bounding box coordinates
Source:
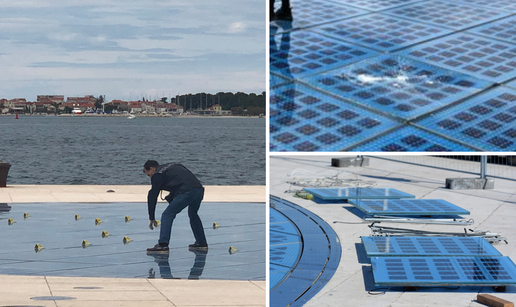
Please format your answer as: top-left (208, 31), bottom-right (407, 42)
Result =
top-left (23, 213), bottom-right (30, 219)
top-left (34, 244), bottom-right (44, 253)
top-left (294, 192), bottom-right (314, 200)
top-left (213, 222), bottom-right (220, 229)
top-left (125, 215), bottom-right (132, 223)
top-left (7, 218), bottom-right (15, 226)
top-left (94, 218), bottom-right (102, 225)
top-left (101, 231), bottom-right (109, 238)
top-left (228, 246), bottom-right (238, 255)
top-left (82, 240), bottom-right (91, 248)
top-left (123, 236), bottom-right (131, 245)
top-left (155, 220), bottom-right (161, 227)
top-left (75, 214), bottom-right (81, 221)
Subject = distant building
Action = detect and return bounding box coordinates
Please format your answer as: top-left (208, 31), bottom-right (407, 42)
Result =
top-left (37, 95), bottom-right (64, 104)
top-left (66, 95), bottom-right (97, 104)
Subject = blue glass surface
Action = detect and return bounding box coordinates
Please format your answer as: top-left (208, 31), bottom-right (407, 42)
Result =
top-left (0, 202), bottom-right (265, 280)
top-left (348, 199), bottom-right (470, 215)
top-left (270, 30), bottom-right (378, 80)
top-left (371, 256), bottom-right (516, 286)
top-left (467, 15), bottom-right (516, 45)
top-left (311, 14), bottom-right (452, 52)
top-left (400, 33), bottom-right (516, 83)
top-left (302, 187), bottom-right (415, 200)
top-left (270, 82), bottom-right (400, 152)
top-left (351, 126), bottom-right (476, 151)
top-left (383, 1), bottom-right (510, 30)
top-left (271, 0), bottom-right (367, 33)
top-left (300, 55), bottom-right (491, 121)
top-left (362, 237), bottom-right (501, 257)
top-left (453, 0), bottom-right (516, 11)
top-left (328, 0), bottom-right (424, 11)
top-left (270, 196), bottom-right (341, 307)
top-left (416, 87), bottom-right (516, 151)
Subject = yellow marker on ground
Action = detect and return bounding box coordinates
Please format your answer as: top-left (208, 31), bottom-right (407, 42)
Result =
top-left (75, 214), bottom-right (81, 221)
top-left (228, 246), bottom-right (238, 255)
top-left (123, 236), bottom-right (131, 244)
top-left (94, 218), bottom-right (102, 225)
top-left (125, 215), bottom-right (132, 223)
top-left (101, 231), bottom-right (109, 238)
top-left (34, 244), bottom-right (44, 253)
top-left (7, 218), bottom-right (15, 225)
top-left (294, 192), bottom-right (314, 200)
top-left (82, 240), bottom-right (91, 248)
top-left (155, 220), bottom-right (161, 227)
top-left (213, 222), bottom-right (220, 229)
top-left (23, 213), bottom-right (30, 219)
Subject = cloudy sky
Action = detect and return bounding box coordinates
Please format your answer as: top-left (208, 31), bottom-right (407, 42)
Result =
top-left (0, 0), bottom-right (265, 101)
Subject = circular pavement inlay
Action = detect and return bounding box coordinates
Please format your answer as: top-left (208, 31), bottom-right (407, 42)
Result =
top-left (30, 296), bottom-right (76, 301)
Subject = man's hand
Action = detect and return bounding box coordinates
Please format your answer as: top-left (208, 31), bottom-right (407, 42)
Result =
top-left (149, 220), bottom-right (158, 230)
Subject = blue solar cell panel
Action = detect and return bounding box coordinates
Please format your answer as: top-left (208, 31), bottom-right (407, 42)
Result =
top-left (270, 82), bottom-right (400, 152)
top-left (453, 0), bottom-right (516, 11)
top-left (302, 187), bottom-right (415, 200)
top-left (416, 87), bottom-right (516, 151)
top-left (349, 199), bottom-right (470, 215)
top-left (362, 237), bottom-right (501, 257)
top-left (399, 33), bottom-right (516, 83)
top-left (350, 126), bottom-right (476, 151)
top-left (300, 55), bottom-right (492, 121)
top-left (467, 16), bottom-right (516, 45)
top-left (271, 0), bottom-right (367, 31)
top-left (383, 1), bottom-right (510, 30)
top-left (328, 0), bottom-right (424, 11)
top-left (509, 80), bottom-right (516, 90)
top-left (271, 73), bottom-right (290, 89)
top-left (311, 14), bottom-right (452, 52)
top-left (270, 30), bottom-right (378, 81)
top-left (372, 256), bottom-right (516, 286)
top-left (270, 264), bottom-right (294, 291)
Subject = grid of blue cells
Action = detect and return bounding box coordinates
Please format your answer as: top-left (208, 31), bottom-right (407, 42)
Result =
top-left (300, 55), bottom-right (491, 121)
top-left (302, 187), bottom-right (415, 200)
top-left (271, 0), bottom-right (367, 31)
top-left (383, 1), bottom-right (510, 30)
top-left (352, 126), bottom-right (475, 151)
top-left (270, 82), bottom-right (400, 151)
top-left (416, 88), bottom-right (516, 151)
top-left (311, 13), bottom-right (452, 52)
top-left (328, 0), bottom-right (425, 11)
top-left (452, 0), bottom-right (516, 12)
top-left (399, 33), bottom-right (516, 83)
top-left (467, 16), bottom-right (516, 45)
top-left (362, 236), bottom-right (502, 257)
top-left (348, 199), bottom-right (470, 215)
top-left (270, 31), bottom-right (378, 80)
top-left (372, 257), bottom-right (516, 285)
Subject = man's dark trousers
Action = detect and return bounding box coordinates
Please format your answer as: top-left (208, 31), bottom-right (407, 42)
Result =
top-left (158, 187), bottom-right (207, 245)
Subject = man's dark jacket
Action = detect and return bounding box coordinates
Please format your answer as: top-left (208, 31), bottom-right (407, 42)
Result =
top-left (147, 163), bottom-right (203, 220)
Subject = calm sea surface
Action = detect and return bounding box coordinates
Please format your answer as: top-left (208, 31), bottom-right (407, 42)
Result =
top-left (0, 116), bottom-right (265, 185)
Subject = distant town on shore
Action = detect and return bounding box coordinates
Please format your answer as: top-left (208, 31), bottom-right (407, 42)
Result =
top-left (0, 92), bottom-right (266, 117)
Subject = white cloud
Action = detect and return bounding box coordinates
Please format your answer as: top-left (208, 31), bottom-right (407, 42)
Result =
top-left (228, 22), bottom-right (246, 33)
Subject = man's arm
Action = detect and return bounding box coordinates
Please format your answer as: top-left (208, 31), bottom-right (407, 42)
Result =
top-left (147, 173), bottom-right (164, 221)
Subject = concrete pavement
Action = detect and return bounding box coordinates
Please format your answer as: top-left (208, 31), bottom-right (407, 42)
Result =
top-left (270, 155), bottom-right (516, 307)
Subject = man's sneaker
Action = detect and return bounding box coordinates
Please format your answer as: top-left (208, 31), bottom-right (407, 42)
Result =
top-left (188, 242), bottom-right (208, 250)
top-left (146, 244), bottom-right (169, 253)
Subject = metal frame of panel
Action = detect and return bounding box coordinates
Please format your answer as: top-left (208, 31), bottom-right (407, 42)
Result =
top-left (302, 187), bottom-right (415, 200)
top-left (348, 199), bottom-right (470, 215)
top-left (362, 236), bottom-right (502, 257)
top-left (371, 256), bottom-right (516, 286)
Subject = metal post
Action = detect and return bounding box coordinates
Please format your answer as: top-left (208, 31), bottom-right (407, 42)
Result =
top-left (480, 156), bottom-right (487, 179)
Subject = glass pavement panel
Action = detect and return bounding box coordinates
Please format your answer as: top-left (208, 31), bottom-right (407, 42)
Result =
top-left (0, 202), bottom-right (265, 280)
top-left (452, 0), bottom-right (516, 12)
top-left (350, 125), bottom-right (477, 151)
top-left (270, 30), bottom-right (378, 81)
top-left (416, 87), bottom-right (516, 151)
top-left (371, 256), bottom-right (516, 286)
top-left (299, 55), bottom-right (492, 121)
top-left (383, 0), bottom-right (510, 31)
top-left (270, 0), bottom-right (367, 32)
top-left (362, 237), bottom-right (502, 257)
top-left (348, 199), bottom-right (470, 215)
top-left (399, 33), bottom-right (516, 83)
top-left (310, 13), bottom-right (453, 53)
top-left (302, 187), bottom-right (415, 200)
top-left (327, 0), bottom-right (425, 12)
top-left (269, 82), bottom-right (400, 152)
top-left (467, 15), bottom-right (516, 45)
